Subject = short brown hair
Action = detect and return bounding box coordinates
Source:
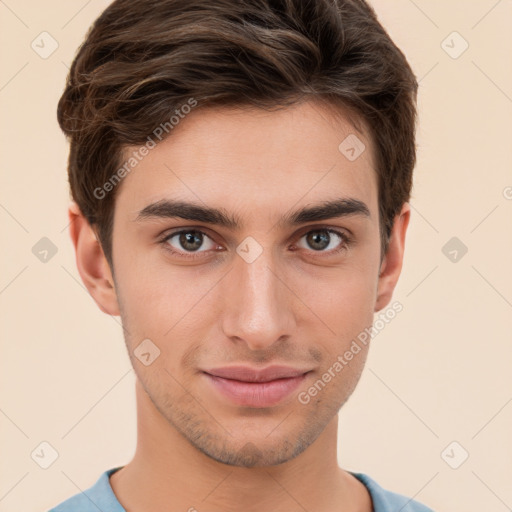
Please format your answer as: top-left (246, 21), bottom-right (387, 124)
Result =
top-left (57, 0), bottom-right (418, 269)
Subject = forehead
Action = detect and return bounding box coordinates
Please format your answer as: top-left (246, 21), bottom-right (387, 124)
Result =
top-left (114, 100), bottom-right (378, 225)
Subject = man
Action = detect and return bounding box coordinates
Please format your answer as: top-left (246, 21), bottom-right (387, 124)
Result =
top-left (50, 0), bottom-right (434, 510)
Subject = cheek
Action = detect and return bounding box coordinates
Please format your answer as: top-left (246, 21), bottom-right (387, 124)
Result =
top-left (115, 242), bottom-right (181, 317)
top-left (297, 346), bottom-right (369, 412)
top-left (114, 257), bottom-right (218, 354)
top-left (113, 260), bottom-right (169, 345)
top-left (290, 262), bottom-right (378, 385)
top-left (294, 262), bottom-right (378, 331)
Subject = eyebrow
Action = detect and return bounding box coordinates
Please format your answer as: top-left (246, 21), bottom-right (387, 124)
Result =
top-left (134, 197), bottom-right (370, 229)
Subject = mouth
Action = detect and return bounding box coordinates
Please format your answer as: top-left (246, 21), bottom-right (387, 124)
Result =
top-left (202, 366), bottom-right (312, 407)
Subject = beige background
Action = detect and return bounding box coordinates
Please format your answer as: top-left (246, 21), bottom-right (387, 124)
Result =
top-left (1, 1), bottom-right (511, 511)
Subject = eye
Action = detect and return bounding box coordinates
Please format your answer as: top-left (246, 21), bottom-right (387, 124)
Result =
top-left (295, 228), bottom-right (350, 254)
top-left (158, 227), bottom-right (351, 261)
top-left (160, 229), bottom-right (218, 257)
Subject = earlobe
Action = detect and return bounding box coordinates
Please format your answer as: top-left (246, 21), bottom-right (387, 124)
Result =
top-left (374, 203), bottom-right (410, 312)
top-left (68, 201), bottom-right (120, 316)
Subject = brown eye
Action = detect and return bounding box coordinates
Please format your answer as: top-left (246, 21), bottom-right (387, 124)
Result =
top-left (297, 229), bottom-right (349, 253)
top-left (305, 231), bottom-right (330, 250)
top-left (162, 230), bottom-right (216, 254)
top-left (178, 231), bottom-right (203, 251)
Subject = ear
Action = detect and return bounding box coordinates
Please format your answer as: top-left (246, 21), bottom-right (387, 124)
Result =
top-left (68, 201), bottom-right (120, 316)
top-left (374, 202), bottom-right (410, 312)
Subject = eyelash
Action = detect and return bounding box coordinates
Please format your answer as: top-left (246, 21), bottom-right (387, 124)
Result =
top-left (158, 227), bottom-right (352, 260)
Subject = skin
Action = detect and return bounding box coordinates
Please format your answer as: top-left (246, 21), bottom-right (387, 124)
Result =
top-left (69, 99), bottom-right (410, 512)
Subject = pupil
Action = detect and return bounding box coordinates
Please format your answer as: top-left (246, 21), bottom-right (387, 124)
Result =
top-left (307, 231), bottom-right (329, 250)
top-left (180, 231), bottom-right (202, 251)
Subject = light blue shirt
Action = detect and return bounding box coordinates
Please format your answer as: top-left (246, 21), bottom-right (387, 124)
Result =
top-left (48, 466), bottom-right (435, 511)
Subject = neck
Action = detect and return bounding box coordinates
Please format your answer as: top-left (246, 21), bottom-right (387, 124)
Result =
top-left (109, 379), bottom-right (371, 512)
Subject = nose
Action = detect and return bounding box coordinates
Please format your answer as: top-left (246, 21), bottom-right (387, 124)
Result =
top-left (220, 247), bottom-right (296, 351)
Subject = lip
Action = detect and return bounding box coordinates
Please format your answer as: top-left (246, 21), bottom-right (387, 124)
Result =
top-left (202, 365), bottom-right (312, 407)
top-left (203, 365), bottom-right (311, 382)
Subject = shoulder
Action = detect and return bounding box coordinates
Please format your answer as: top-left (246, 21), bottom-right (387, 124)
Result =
top-left (48, 467), bottom-right (125, 512)
top-left (349, 472), bottom-right (435, 512)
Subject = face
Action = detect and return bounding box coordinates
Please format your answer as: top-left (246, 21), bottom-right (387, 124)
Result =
top-left (98, 100), bottom-right (395, 467)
